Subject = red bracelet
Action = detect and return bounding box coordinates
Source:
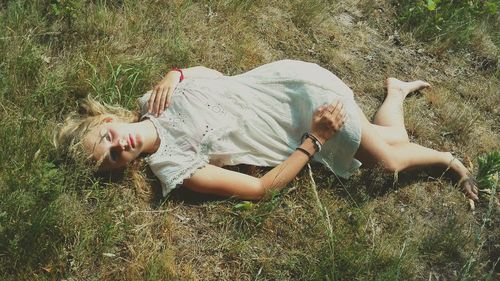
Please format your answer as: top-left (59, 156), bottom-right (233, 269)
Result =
top-left (170, 68), bottom-right (184, 82)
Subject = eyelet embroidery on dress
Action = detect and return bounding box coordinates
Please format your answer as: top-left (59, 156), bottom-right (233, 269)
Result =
top-left (202, 125), bottom-right (215, 137)
top-left (167, 156), bottom-right (209, 190)
top-left (224, 93), bottom-right (248, 112)
top-left (166, 112), bottom-right (187, 128)
top-left (166, 133), bottom-right (213, 190)
top-left (146, 81), bottom-right (247, 192)
top-left (146, 112), bottom-right (214, 191)
top-left (206, 102), bottom-right (225, 114)
top-left (182, 80), bottom-right (232, 117)
top-left (160, 146), bottom-right (176, 158)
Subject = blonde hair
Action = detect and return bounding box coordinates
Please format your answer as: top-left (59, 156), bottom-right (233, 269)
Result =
top-left (54, 96), bottom-right (155, 200)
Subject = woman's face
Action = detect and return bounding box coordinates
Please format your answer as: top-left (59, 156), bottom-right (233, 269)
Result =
top-left (83, 119), bottom-right (144, 171)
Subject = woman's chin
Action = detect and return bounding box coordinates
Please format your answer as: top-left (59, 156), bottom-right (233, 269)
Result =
top-left (135, 134), bottom-right (144, 149)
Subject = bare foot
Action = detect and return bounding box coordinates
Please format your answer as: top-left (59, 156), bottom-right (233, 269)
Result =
top-left (385, 77), bottom-right (431, 98)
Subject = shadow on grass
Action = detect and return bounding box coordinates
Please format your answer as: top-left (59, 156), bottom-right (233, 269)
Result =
top-left (155, 162), bottom-right (443, 207)
top-left (166, 187), bottom-right (227, 205)
top-left (308, 162), bottom-right (440, 206)
top-left (158, 164), bottom-right (277, 206)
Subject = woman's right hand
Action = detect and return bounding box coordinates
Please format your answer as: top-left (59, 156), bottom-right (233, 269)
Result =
top-left (310, 101), bottom-right (347, 144)
top-left (148, 70), bottom-right (182, 117)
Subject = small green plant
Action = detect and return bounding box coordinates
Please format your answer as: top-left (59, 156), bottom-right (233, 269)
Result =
top-left (233, 200), bottom-right (254, 211)
top-left (395, 0), bottom-right (498, 51)
top-left (50, 0), bottom-right (82, 24)
top-left (459, 151), bottom-right (500, 280)
top-left (230, 191), bottom-right (282, 235)
top-left (477, 151), bottom-right (500, 190)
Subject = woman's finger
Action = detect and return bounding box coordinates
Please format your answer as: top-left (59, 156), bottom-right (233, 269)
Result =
top-left (331, 104), bottom-right (344, 120)
top-left (330, 100), bottom-right (341, 114)
top-left (468, 188), bottom-right (479, 201)
top-left (325, 102), bottom-right (336, 114)
top-left (336, 110), bottom-right (345, 122)
top-left (148, 88), bottom-right (157, 113)
top-left (314, 104), bottom-right (327, 118)
top-left (461, 179), bottom-right (479, 201)
top-left (340, 104), bottom-right (346, 118)
top-left (158, 87), bottom-right (168, 114)
top-left (337, 102), bottom-right (344, 114)
top-left (465, 184), bottom-right (478, 201)
top-left (165, 87), bottom-right (174, 108)
top-left (153, 88), bottom-right (163, 117)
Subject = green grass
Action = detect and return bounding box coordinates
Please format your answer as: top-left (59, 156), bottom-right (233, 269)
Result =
top-left (1, 0), bottom-right (499, 280)
top-left (395, 0), bottom-right (499, 72)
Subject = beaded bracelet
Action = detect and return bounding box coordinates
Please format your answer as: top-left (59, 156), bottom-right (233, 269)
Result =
top-left (170, 68), bottom-right (184, 82)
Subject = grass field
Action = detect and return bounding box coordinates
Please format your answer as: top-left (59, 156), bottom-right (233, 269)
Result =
top-left (1, 0), bottom-right (499, 280)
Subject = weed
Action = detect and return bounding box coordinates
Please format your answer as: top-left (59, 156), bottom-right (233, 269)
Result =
top-left (85, 58), bottom-right (147, 108)
top-left (477, 151), bottom-right (500, 190)
top-left (50, 0), bottom-right (82, 21)
top-left (395, 0), bottom-right (499, 52)
top-left (459, 151), bottom-right (500, 280)
top-left (229, 191), bottom-right (283, 236)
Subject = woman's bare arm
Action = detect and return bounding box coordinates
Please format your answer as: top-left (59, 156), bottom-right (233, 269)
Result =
top-left (183, 101), bottom-right (346, 200)
top-left (183, 137), bottom-right (317, 200)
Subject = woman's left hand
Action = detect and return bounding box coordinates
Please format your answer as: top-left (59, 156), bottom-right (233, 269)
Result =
top-left (148, 70), bottom-right (182, 117)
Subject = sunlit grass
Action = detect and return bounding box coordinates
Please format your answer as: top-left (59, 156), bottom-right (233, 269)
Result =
top-left (395, 0), bottom-right (499, 51)
top-left (0, 0), bottom-right (499, 280)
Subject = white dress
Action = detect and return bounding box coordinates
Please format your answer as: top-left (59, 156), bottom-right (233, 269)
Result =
top-left (138, 60), bottom-right (362, 196)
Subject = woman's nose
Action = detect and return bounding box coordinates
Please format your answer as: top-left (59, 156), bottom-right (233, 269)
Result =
top-left (118, 138), bottom-right (127, 148)
top-left (112, 138), bottom-right (129, 150)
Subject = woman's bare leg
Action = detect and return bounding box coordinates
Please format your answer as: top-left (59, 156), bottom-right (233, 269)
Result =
top-left (372, 78), bottom-right (431, 143)
top-left (371, 124), bottom-right (408, 145)
top-left (354, 105), bottom-right (479, 200)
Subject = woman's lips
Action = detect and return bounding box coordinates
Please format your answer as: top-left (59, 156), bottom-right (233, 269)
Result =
top-left (129, 134), bottom-right (135, 149)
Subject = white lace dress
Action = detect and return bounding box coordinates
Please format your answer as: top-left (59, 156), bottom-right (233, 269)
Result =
top-left (138, 60), bottom-right (362, 196)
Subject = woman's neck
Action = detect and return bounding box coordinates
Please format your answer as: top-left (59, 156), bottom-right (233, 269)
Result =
top-left (135, 119), bottom-right (160, 154)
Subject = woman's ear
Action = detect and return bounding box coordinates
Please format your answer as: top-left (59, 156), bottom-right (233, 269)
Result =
top-left (103, 117), bottom-right (114, 123)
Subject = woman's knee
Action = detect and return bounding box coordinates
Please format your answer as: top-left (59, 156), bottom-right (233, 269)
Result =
top-left (371, 124), bottom-right (409, 145)
top-left (355, 106), bottom-right (406, 172)
top-left (356, 144), bottom-right (403, 172)
top-left (357, 137), bottom-right (401, 171)
top-left (379, 156), bottom-right (404, 173)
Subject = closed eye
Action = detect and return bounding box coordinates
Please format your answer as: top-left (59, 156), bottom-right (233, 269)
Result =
top-left (105, 131), bottom-right (112, 142)
top-left (99, 129), bottom-right (112, 144)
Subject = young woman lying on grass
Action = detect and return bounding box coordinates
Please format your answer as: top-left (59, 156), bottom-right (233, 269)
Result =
top-left (55, 60), bottom-right (479, 201)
